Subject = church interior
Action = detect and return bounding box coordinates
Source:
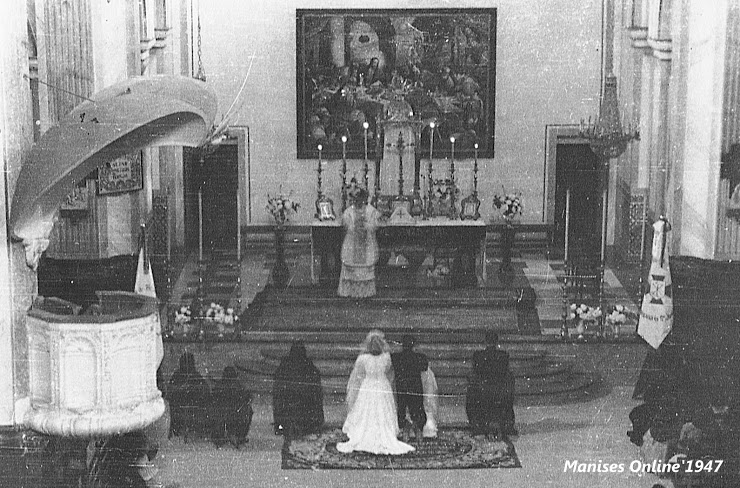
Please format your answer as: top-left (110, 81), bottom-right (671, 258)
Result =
top-left (1, 0), bottom-right (740, 486)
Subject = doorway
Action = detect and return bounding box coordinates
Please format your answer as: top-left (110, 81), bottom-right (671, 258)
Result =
top-left (184, 144), bottom-right (239, 253)
top-left (553, 143), bottom-right (603, 263)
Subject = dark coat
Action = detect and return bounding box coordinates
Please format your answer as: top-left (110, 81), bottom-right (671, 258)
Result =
top-left (391, 349), bottom-right (429, 395)
top-left (209, 367), bottom-right (253, 448)
top-left (273, 343), bottom-right (325, 436)
top-left (466, 346), bottom-right (516, 432)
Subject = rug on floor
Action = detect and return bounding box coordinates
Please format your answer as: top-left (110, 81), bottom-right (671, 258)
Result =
top-left (282, 428), bottom-right (522, 470)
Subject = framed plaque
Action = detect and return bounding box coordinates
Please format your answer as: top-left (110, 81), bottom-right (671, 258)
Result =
top-left (98, 151), bottom-right (144, 195)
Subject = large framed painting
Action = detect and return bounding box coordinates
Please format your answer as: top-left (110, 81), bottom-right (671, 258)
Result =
top-left (296, 8), bottom-right (497, 160)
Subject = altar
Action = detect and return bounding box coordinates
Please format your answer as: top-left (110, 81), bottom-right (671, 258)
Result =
top-left (310, 218), bottom-right (487, 287)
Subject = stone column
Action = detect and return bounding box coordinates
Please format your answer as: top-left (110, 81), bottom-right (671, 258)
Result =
top-left (671, 0), bottom-right (728, 257)
top-left (0, 0), bottom-right (36, 426)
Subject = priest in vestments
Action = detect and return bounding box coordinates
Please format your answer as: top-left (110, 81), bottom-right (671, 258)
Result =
top-left (338, 187), bottom-right (381, 298)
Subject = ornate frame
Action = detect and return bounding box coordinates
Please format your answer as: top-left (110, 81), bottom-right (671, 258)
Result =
top-left (296, 8), bottom-right (497, 160)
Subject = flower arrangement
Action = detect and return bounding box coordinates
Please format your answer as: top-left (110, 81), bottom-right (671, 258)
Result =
top-left (204, 302), bottom-right (239, 336)
top-left (427, 262), bottom-right (451, 278)
top-left (605, 304), bottom-right (637, 325)
top-left (493, 190), bottom-right (523, 221)
top-left (169, 302), bottom-right (240, 340)
top-left (266, 191), bottom-right (300, 226)
top-left (569, 303), bottom-right (603, 322)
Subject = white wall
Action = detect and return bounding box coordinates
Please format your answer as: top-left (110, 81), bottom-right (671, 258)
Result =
top-left (198, 0), bottom-right (603, 225)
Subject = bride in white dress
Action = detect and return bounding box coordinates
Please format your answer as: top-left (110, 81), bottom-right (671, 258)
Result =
top-left (337, 330), bottom-right (415, 455)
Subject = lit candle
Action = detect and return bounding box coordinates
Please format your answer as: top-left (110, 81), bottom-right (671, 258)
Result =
top-left (363, 122), bottom-right (369, 161)
top-left (341, 135), bottom-right (348, 210)
top-left (474, 143), bottom-right (479, 194)
top-left (450, 136), bottom-right (456, 165)
top-left (363, 122), bottom-right (370, 189)
top-left (564, 187), bottom-right (571, 262)
top-left (429, 122), bottom-right (435, 161)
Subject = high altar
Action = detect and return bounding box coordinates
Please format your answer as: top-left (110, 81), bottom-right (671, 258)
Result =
top-left (311, 98), bottom-right (486, 287)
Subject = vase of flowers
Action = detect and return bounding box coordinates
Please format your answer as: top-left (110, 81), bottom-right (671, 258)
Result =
top-left (172, 305), bottom-right (193, 338)
top-left (569, 303), bottom-right (602, 340)
top-left (203, 302), bottom-right (239, 338)
top-left (493, 190), bottom-right (523, 272)
top-left (605, 304), bottom-right (638, 338)
top-left (266, 192), bottom-right (299, 288)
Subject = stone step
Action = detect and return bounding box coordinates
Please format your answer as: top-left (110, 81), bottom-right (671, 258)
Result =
top-left (234, 364), bottom-right (596, 398)
top-left (253, 356), bottom-right (572, 380)
top-left (258, 343), bottom-right (551, 361)
top-left (241, 330), bottom-right (544, 345)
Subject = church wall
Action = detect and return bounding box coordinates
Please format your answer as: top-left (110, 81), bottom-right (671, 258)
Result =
top-left (197, 0), bottom-right (603, 225)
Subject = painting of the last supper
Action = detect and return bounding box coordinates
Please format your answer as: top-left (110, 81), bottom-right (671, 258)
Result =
top-left (296, 9), bottom-right (496, 159)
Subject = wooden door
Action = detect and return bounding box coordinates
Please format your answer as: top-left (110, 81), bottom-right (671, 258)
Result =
top-left (554, 143), bottom-right (602, 263)
top-left (184, 145), bottom-right (239, 253)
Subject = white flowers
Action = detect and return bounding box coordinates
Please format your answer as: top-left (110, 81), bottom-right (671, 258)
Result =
top-left (204, 302), bottom-right (238, 325)
top-left (493, 191), bottom-right (523, 220)
top-left (606, 304), bottom-right (637, 325)
top-left (266, 192), bottom-right (300, 225)
top-left (569, 303), bottom-right (602, 322)
top-left (174, 306), bottom-right (192, 324)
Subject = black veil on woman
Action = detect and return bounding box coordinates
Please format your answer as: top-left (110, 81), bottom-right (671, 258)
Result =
top-left (272, 341), bottom-right (325, 437)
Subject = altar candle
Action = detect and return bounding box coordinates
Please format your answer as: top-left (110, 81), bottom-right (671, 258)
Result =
top-left (564, 187), bottom-right (571, 262)
top-left (474, 143), bottom-right (479, 193)
top-left (450, 136), bottom-right (456, 180)
top-left (317, 144), bottom-right (323, 193)
top-left (363, 122), bottom-right (369, 161)
top-left (429, 122), bottom-right (435, 161)
top-left (341, 135), bottom-right (347, 176)
top-left (428, 122), bottom-right (435, 192)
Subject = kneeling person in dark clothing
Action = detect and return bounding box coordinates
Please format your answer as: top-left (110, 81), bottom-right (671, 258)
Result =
top-left (466, 332), bottom-right (516, 440)
top-left (391, 334), bottom-right (429, 443)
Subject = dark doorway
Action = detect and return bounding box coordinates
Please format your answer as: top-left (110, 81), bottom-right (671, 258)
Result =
top-left (553, 143), bottom-right (603, 263)
top-left (184, 145), bottom-right (239, 253)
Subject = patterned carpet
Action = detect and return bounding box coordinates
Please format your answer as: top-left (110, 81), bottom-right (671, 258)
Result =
top-left (282, 428), bottom-right (521, 470)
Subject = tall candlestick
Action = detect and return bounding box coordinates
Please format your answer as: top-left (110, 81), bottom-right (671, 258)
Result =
top-left (449, 136), bottom-right (457, 219)
top-left (564, 187), bottom-right (571, 262)
top-left (363, 122), bottom-right (370, 190)
top-left (317, 144), bottom-right (323, 196)
top-left (428, 122), bottom-right (435, 201)
top-left (341, 135), bottom-right (348, 211)
top-left (473, 143), bottom-right (479, 194)
top-left (449, 136), bottom-right (456, 182)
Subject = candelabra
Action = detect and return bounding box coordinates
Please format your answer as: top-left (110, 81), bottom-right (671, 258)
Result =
top-left (396, 131), bottom-right (406, 197)
top-left (577, 72), bottom-right (640, 339)
top-left (448, 136), bottom-right (458, 219)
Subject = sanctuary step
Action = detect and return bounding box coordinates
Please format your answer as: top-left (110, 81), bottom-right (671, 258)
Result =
top-left (170, 337), bottom-right (600, 404)
top-left (248, 283), bottom-right (540, 334)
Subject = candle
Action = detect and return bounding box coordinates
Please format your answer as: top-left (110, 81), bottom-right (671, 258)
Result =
top-left (363, 122), bottom-right (370, 189)
top-left (474, 143), bottom-right (479, 193)
top-left (450, 136), bottom-right (455, 162)
top-left (429, 122), bottom-right (435, 161)
top-left (363, 122), bottom-right (369, 161)
top-left (564, 187), bottom-right (571, 262)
